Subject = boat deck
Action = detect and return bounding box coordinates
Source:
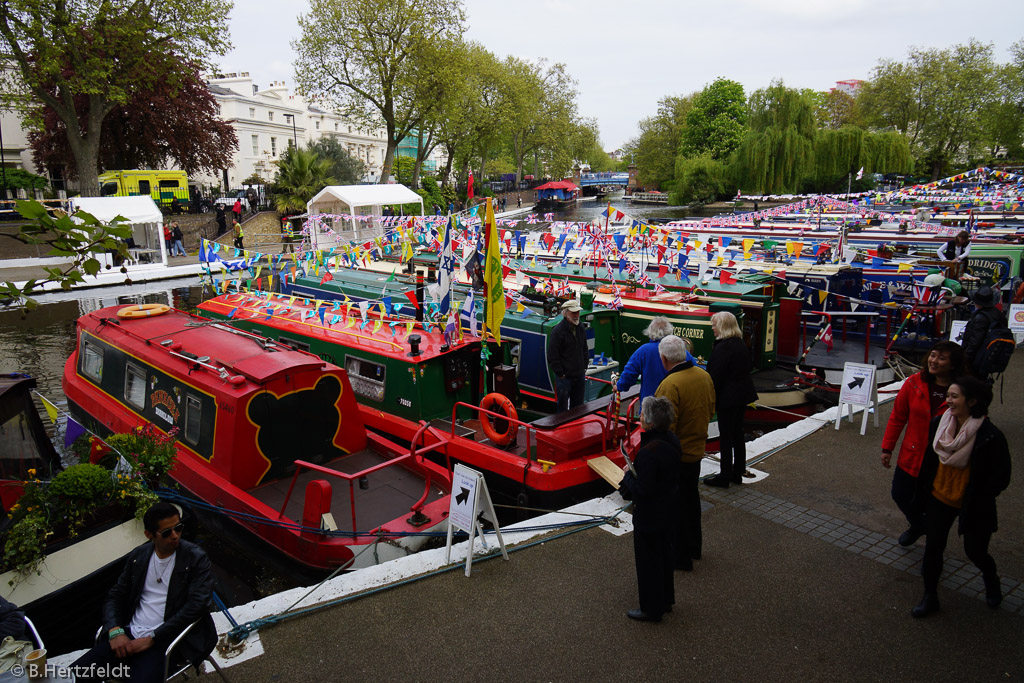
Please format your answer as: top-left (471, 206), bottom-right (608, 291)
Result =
top-left (249, 449), bottom-right (444, 532)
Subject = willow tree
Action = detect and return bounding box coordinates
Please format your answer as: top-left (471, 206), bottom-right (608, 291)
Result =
top-left (730, 82), bottom-right (817, 194)
top-left (809, 127), bottom-right (912, 192)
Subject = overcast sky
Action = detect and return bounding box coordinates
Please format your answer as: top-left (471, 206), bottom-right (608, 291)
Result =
top-left (219, 0), bottom-right (1023, 151)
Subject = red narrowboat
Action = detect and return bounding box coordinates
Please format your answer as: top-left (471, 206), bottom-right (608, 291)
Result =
top-left (62, 305), bottom-right (452, 578)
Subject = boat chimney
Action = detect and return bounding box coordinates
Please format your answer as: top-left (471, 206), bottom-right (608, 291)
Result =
top-left (415, 270), bottom-right (425, 323)
top-left (408, 334), bottom-right (422, 357)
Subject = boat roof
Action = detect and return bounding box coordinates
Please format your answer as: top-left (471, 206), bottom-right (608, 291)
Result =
top-left (198, 293), bottom-right (479, 362)
top-left (82, 306), bottom-right (330, 385)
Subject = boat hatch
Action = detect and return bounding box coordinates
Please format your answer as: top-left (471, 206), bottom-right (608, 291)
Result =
top-left (228, 353), bottom-right (325, 383)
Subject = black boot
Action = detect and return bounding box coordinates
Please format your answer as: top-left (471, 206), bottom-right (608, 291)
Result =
top-left (984, 574), bottom-right (1003, 608)
top-left (911, 592), bottom-right (940, 618)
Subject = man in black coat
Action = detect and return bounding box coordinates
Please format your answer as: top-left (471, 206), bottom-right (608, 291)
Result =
top-left (73, 503), bottom-right (215, 683)
top-left (619, 396), bottom-right (681, 622)
top-left (0, 597), bottom-right (25, 640)
top-left (546, 299), bottom-right (590, 412)
top-left (961, 286), bottom-right (1005, 374)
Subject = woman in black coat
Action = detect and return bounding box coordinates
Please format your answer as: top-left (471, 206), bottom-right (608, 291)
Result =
top-left (619, 396), bottom-right (681, 622)
top-left (705, 311), bottom-right (758, 488)
top-left (910, 376), bottom-right (1012, 618)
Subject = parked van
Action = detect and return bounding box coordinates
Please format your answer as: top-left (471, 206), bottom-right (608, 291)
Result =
top-left (98, 170), bottom-right (212, 213)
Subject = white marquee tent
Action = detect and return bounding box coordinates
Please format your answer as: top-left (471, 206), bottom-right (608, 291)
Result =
top-left (306, 184), bottom-right (424, 247)
top-left (70, 196), bottom-right (166, 266)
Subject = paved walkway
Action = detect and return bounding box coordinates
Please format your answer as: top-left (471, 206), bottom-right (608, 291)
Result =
top-left (201, 357), bottom-right (1024, 682)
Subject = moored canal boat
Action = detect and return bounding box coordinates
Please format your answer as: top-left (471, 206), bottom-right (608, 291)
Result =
top-left (62, 305), bottom-right (453, 578)
top-left (194, 292), bottom-right (640, 511)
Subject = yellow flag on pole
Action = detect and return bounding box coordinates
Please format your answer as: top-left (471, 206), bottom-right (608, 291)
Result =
top-left (483, 199), bottom-right (505, 343)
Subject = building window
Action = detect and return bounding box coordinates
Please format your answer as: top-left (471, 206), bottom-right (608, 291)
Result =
top-left (334, 123), bottom-right (338, 131)
top-left (268, 111), bottom-right (274, 121)
top-left (251, 135), bottom-right (259, 156)
top-left (348, 126), bottom-right (352, 134)
top-left (315, 121), bottom-right (320, 130)
top-left (271, 137), bottom-right (277, 157)
top-left (249, 107), bottom-right (256, 118)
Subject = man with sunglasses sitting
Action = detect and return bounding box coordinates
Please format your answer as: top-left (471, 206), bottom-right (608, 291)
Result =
top-left (73, 502), bottom-right (216, 682)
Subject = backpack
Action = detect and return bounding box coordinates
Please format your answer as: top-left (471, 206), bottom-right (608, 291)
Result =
top-left (973, 326), bottom-right (1016, 377)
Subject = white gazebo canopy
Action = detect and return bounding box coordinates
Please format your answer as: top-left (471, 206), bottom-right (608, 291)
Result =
top-left (70, 195), bottom-right (167, 266)
top-left (306, 184), bottom-right (424, 248)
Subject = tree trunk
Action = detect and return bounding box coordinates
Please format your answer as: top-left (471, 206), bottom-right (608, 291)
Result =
top-left (440, 143), bottom-right (456, 187)
top-left (380, 140), bottom-right (398, 184)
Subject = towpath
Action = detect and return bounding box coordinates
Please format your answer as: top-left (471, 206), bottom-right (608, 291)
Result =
top-left (196, 357), bottom-right (1024, 681)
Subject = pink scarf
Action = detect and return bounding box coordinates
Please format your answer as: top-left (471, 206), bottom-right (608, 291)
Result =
top-left (932, 410), bottom-right (983, 469)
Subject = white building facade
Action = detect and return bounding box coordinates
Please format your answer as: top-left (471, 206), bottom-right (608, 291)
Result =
top-left (201, 73), bottom-right (443, 192)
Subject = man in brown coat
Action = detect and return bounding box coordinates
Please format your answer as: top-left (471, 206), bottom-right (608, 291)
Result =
top-left (655, 335), bottom-right (715, 571)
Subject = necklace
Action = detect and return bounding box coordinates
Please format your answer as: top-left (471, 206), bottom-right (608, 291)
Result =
top-left (153, 555), bottom-right (173, 584)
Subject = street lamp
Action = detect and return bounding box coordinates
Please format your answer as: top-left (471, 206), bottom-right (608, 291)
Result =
top-left (283, 114), bottom-right (298, 149)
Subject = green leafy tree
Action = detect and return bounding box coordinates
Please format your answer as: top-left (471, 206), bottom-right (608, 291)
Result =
top-left (622, 95), bottom-right (693, 189)
top-left (818, 90), bottom-right (862, 130)
top-left (273, 147), bottom-right (336, 214)
top-left (307, 135), bottom-right (366, 184)
top-left (0, 0), bottom-right (232, 196)
top-left (293, 0), bottom-right (465, 183)
top-left (680, 78), bottom-right (747, 160)
top-left (859, 39), bottom-right (1000, 178)
top-left (982, 39), bottom-right (1024, 159)
top-left (1, 200), bottom-right (132, 309)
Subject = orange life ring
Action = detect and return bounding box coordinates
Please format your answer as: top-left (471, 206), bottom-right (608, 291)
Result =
top-left (480, 392), bottom-right (519, 446)
top-left (117, 303), bottom-right (171, 319)
top-left (1014, 280), bottom-right (1024, 305)
top-left (597, 285), bottom-right (614, 294)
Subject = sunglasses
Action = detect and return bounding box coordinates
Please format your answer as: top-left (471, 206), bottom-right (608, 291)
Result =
top-left (157, 522), bottom-right (185, 539)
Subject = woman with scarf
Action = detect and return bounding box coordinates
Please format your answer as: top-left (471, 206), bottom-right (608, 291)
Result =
top-left (911, 376), bottom-right (1012, 618)
top-left (881, 341), bottom-right (965, 546)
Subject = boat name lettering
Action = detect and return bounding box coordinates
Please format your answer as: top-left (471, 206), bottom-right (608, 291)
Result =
top-left (150, 390), bottom-right (180, 423)
top-left (673, 326), bottom-right (705, 339)
top-left (218, 402), bottom-right (234, 414)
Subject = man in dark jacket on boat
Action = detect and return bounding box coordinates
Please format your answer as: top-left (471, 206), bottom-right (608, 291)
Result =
top-left (73, 502), bottom-right (216, 683)
top-left (547, 299), bottom-right (590, 412)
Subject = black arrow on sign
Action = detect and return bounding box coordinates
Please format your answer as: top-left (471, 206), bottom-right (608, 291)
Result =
top-left (847, 376), bottom-right (865, 390)
top-left (456, 487), bottom-right (470, 505)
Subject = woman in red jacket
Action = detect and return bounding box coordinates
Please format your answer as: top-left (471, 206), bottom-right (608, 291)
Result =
top-left (881, 341), bottom-right (965, 546)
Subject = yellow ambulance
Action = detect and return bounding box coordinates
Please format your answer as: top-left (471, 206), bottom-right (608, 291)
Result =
top-left (98, 170), bottom-right (211, 213)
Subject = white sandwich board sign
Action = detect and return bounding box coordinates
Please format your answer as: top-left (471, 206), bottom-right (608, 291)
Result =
top-left (835, 362), bottom-right (878, 436)
top-left (445, 464), bottom-right (508, 576)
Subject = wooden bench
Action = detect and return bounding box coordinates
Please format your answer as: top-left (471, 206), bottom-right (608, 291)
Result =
top-left (530, 385), bottom-right (639, 430)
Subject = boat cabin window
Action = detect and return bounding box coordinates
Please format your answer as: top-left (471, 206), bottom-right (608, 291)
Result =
top-left (81, 340), bottom-right (104, 382)
top-left (344, 355), bottom-right (386, 402)
top-left (124, 363), bottom-right (147, 410)
top-left (184, 395), bottom-right (201, 444)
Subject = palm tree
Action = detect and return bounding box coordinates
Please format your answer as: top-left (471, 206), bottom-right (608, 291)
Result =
top-left (274, 147), bottom-right (336, 213)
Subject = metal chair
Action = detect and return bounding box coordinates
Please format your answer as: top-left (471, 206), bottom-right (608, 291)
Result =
top-left (23, 616), bottom-right (43, 650)
top-left (93, 622), bottom-right (229, 682)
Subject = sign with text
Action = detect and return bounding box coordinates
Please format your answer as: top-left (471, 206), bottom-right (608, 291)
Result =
top-left (836, 362), bottom-right (879, 436)
top-left (445, 464), bottom-right (508, 576)
top-left (1008, 304), bottom-right (1024, 343)
top-left (949, 320), bottom-right (968, 345)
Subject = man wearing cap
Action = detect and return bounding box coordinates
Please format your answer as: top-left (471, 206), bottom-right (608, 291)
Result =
top-left (962, 286), bottom-right (1005, 374)
top-left (547, 299), bottom-right (590, 412)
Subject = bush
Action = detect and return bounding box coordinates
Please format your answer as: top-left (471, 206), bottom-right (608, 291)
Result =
top-left (104, 424), bottom-right (178, 486)
top-left (671, 155), bottom-right (727, 206)
top-left (49, 463), bottom-right (114, 534)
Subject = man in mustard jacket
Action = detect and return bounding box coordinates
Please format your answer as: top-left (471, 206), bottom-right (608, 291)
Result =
top-left (655, 335), bottom-right (715, 571)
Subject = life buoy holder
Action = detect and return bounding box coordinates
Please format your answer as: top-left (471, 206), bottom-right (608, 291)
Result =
top-left (480, 392), bottom-right (519, 447)
top-left (117, 304), bottom-right (171, 319)
top-left (597, 285), bottom-right (614, 294)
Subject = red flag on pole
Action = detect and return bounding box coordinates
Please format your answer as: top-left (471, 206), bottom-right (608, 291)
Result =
top-left (467, 171), bottom-right (474, 202)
